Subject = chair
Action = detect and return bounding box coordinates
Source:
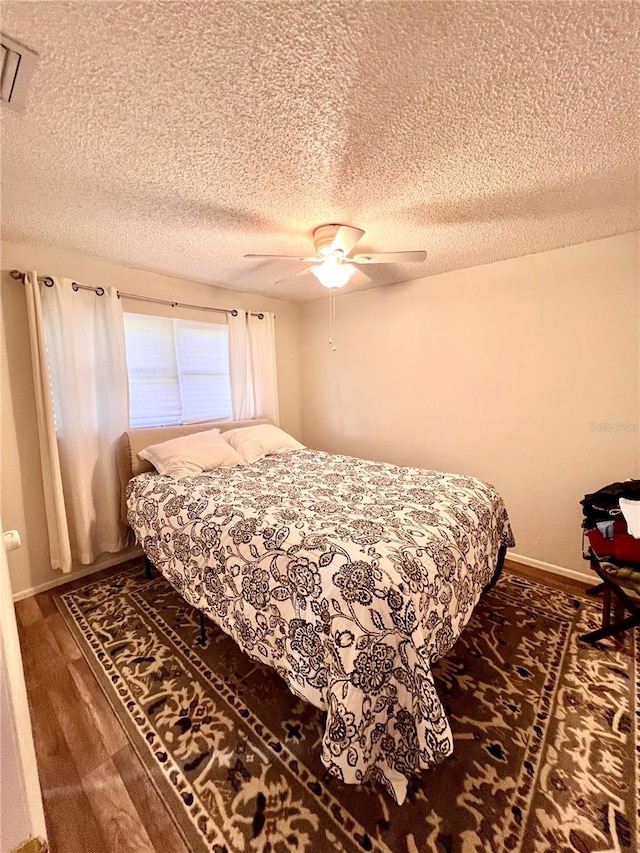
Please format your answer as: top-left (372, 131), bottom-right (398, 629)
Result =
top-left (580, 549), bottom-right (640, 643)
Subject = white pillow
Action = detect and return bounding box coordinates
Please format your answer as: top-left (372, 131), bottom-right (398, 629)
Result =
top-left (222, 424), bottom-right (305, 464)
top-left (138, 428), bottom-right (244, 478)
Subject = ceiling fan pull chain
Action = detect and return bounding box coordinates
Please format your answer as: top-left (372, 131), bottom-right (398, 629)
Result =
top-left (328, 288), bottom-right (337, 351)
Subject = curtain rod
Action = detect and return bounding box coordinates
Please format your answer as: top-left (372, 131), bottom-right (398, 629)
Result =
top-left (9, 270), bottom-right (265, 319)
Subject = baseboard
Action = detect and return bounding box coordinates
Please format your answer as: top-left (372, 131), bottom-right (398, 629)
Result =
top-left (12, 547), bottom-right (143, 602)
top-left (13, 546), bottom-right (588, 600)
top-left (507, 551), bottom-right (591, 583)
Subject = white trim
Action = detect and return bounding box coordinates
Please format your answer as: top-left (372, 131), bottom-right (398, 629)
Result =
top-left (507, 550), bottom-right (591, 583)
top-left (1, 516), bottom-right (47, 845)
top-left (15, 547), bottom-right (590, 599)
top-left (12, 547), bottom-right (142, 602)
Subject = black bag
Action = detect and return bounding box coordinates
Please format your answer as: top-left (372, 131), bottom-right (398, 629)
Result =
top-left (581, 480), bottom-right (640, 526)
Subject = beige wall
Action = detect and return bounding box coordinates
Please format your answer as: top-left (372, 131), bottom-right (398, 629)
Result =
top-left (2, 234), bottom-right (638, 594)
top-left (1, 241), bottom-right (301, 595)
top-left (299, 233), bottom-right (640, 576)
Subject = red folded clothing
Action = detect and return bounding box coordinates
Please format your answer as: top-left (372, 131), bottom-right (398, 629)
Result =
top-left (586, 519), bottom-right (640, 563)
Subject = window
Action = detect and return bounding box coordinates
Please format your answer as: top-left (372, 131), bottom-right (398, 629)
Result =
top-left (123, 314), bottom-right (232, 428)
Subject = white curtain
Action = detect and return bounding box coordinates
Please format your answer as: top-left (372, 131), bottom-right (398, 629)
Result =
top-left (24, 273), bottom-right (71, 572)
top-left (228, 311), bottom-right (280, 425)
top-left (25, 273), bottom-right (130, 572)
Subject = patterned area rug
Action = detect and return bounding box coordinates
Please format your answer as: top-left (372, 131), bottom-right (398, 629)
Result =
top-left (57, 566), bottom-right (638, 853)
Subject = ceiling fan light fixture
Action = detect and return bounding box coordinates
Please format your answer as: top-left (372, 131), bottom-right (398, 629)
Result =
top-left (311, 255), bottom-right (355, 289)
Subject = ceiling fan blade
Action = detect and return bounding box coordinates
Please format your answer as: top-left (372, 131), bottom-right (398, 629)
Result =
top-left (244, 253), bottom-right (320, 262)
top-left (273, 266), bottom-right (316, 285)
top-left (350, 266), bottom-right (373, 282)
top-left (314, 224), bottom-right (365, 256)
top-left (351, 251), bottom-right (427, 265)
top-left (331, 225), bottom-right (365, 255)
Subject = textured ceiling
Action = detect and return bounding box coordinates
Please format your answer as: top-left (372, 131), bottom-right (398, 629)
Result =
top-left (1, 1), bottom-right (638, 302)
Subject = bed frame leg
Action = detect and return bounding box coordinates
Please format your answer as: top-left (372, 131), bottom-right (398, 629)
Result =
top-left (485, 545), bottom-right (507, 592)
top-left (144, 555), bottom-right (154, 579)
top-left (199, 611), bottom-right (207, 645)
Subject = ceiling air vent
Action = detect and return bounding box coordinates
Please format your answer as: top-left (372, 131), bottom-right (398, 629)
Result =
top-left (1, 33), bottom-right (39, 112)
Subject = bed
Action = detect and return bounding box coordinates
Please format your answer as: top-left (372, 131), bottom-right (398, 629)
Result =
top-left (120, 419), bottom-right (514, 804)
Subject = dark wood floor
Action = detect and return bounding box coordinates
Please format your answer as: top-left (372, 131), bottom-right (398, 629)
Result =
top-left (15, 559), bottom-right (189, 853)
top-left (15, 558), bottom-right (592, 853)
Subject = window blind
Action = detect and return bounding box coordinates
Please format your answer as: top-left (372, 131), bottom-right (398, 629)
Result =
top-left (123, 314), bottom-right (232, 428)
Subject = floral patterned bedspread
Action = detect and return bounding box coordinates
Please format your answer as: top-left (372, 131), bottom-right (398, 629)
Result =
top-left (126, 448), bottom-right (514, 803)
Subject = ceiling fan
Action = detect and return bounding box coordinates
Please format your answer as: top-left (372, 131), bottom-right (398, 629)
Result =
top-left (244, 224), bottom-right (427, 289)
